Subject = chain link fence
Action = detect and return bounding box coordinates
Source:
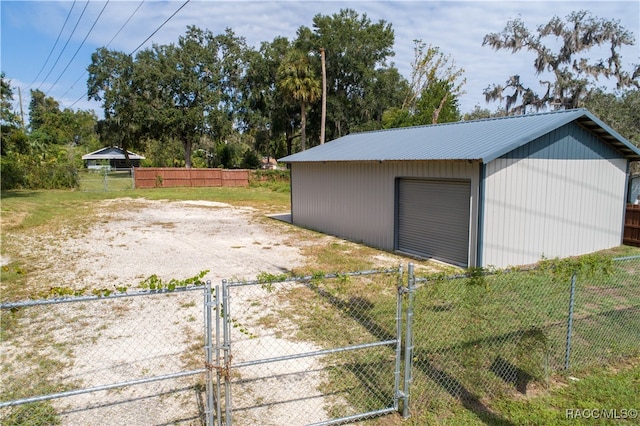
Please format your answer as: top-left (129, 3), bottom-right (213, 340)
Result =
top-left (218, 269), bottom-right (405, 426)
top-left (0, 287), bottom-right (210, 425)
top-left (1, 256), bottom-right (638, 425)
top-left (404, 255), bottom-right (640, 423)
top-left (79, 168), bottom-right (135, 192)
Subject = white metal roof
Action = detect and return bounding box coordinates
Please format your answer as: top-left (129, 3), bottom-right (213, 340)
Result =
top-left (279, 109), bottom-right (640, 164)
top-left (82, 146), bottom-right (145, 160)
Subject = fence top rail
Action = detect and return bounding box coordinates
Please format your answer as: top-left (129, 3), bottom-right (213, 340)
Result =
top-left (225, 267), bottom-right (401, 288)
top-left (0, 284), bottom-right (207, 309)
top-left (414, 264), bottom-right (539, 284)
top-left (613, 255), bottom-right (640, 261)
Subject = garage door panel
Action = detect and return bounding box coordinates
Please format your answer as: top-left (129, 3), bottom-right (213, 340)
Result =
top-left (396, 179), bottom-right (471, 266)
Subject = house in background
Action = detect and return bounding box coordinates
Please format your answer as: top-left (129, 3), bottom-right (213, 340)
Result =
top-left (629, 174), bottom-right (640, 204)
top-left (280, 109), bottom-right (640, 269)
top-left (82, 146), bottom-right (145, 170)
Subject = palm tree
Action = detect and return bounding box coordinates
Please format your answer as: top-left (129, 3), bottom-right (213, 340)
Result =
top-left (277, 50), bottom-right (321, 151)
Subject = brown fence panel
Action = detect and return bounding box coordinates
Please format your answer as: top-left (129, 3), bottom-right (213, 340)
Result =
top-left (133, 168), bottom-right (163, 188)
top-left (164, 169), bottom-right (192, 188)
top-left (222, 170), bottom-right (250, 187)
top-left (190, 169), bottom-right (222, 187)
top-left (134, 168), bottom-right (248, 188)
top-left (624, 204), bottom-right (640, 247)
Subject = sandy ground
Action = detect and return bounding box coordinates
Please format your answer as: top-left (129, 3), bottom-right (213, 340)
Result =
top-left (1, 199), bottom-right (342, 425)
top-left (27, 198), bottom-right (306, 288)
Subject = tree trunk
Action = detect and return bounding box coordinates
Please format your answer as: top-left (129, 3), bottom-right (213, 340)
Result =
top-left (184, 139), bottom-right (192, 168)
top-left (320, 48), bottom-right (326, 145)
top-left (123, 148), bottom-right (131, 168)
top-left (300, 102), bottom-right (307, 151)
top-left (287, 134), bottom-right (293, 156)
top-left (432, 93), bottom-right (449, 124)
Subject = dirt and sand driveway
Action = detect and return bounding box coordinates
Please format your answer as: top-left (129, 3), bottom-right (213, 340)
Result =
top-left (31, 198), bottom-right (306, 288)
top-left (2, 198), bottom-right (383, 425)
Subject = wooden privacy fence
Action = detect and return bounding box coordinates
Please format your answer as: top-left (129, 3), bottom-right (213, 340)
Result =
top-left (624, 204), bottom-right (640, 247)
top-left (134, 168), bottom-right (249, 189)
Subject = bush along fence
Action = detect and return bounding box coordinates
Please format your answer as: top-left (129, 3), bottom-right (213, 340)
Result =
top-left (1, 256), bottom-right (638, 425)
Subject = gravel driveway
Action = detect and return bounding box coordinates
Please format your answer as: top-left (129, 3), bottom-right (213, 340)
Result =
top-left (43, 198), bottom-right (305, 287)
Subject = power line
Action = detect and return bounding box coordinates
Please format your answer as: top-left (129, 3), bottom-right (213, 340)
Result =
top-left (60, 1), bottom-right (146, 101)
top-left (105, 0), bottom-right (146, 48)
top-left (47, 0), bottom-right (110, 95)
top-left (69, 0), bottom-right (191, 108)
top-left (129, 0), bottom-right (191, 56)
top-left (36, 0), bottom-right (90, 91)
top-left (28, 0), bottom-right (77, 89)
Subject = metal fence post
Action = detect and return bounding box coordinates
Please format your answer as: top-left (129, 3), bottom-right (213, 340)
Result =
top-left (204, 281), bottom-right (215, 426)
top-left (222, 279), bottom-right (232, 426)
top-left (214, 284), bottom-right (222, 426)
top-left (393, 264), bottom-right (404, 413)
top-left (402, 263), bottom-right (416, 419)
top-left (564, 273), bottom-right (577, 370)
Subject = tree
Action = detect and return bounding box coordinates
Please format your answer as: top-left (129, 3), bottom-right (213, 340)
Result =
top-left (135, 30), bottom-right (209, 168)
top-left (89, 27), bottom-right (249, 168)
top-left (583, 89), bottom-right (639, 173)
top-left (403, 41), bottom-right (465, 124)
top-left (462, 105), bottom-right (505, 121)
top-left (26, 89), bottom-right (97, 148)
top-left (140, 27), bottom-right (248, 168)
top-left (414, 79), bottom-right (462, 124)
top-left (277, 49), bottom-right (321, 151)
top-left (296, 9), bottom-right (398, 141)
top-left (29, 89), bottom-right (60, 132)
top-left (1, 72), bottom-right (18, 126)
top-left (482, 10), bottom-right (639, 114)
top-left (242, 37), bottom-right (299, 156)
top-left (87, 48), bottom-right (139, 165)
top-left (1, 72), bottom-right (26, 155)
top-left (381, 41), bottom-right (463, 129)
top-left (584, 88), bottom-right (639, 146)
top-left (2, 74), bottom-right (85, 189)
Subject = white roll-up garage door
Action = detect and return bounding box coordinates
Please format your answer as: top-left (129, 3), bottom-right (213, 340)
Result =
top-left (396, 178), bottom-right (471, 267)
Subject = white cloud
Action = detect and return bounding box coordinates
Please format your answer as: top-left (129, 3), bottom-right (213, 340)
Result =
top-left (3, 0), bottom-right (638, 116)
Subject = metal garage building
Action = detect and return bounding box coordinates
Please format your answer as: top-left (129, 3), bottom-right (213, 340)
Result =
top-left (279, 109), bottom-right (640, 269)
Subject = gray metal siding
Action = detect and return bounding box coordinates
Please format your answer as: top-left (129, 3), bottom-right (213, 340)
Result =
top-left (396, 179), bottom-right (471, 266)
top-left (482, 122), bottom-right (628, 268)
top-left (290, 161), bottom-right (480, 265)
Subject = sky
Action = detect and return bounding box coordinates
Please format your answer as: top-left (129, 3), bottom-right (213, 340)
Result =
top-left (1, 0), bottom-right (638, 122)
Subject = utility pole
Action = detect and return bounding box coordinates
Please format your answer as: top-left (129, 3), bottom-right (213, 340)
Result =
top-left (17, 87), bottom-right (25, 128)
top-left (320, 48), bottom-right (326, 145)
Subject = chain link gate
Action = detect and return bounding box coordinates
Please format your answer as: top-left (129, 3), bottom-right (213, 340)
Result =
top-left (210, 268), bottom-right (410, 425)
top-left (1, 283), bottom-right (215, 425)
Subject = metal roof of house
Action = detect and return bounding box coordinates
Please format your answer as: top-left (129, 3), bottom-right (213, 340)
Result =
top-left (82, 146), bottom-right (145, 160)
top-left (279, 108), bottom-right (640, 164)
